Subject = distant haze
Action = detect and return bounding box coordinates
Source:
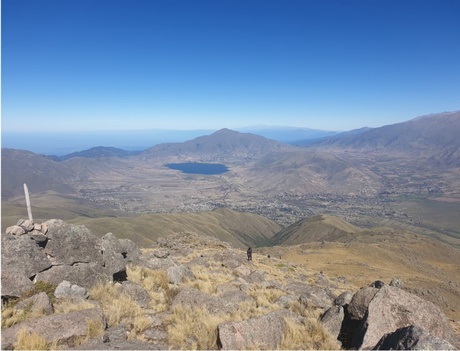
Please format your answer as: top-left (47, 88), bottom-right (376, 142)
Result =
top-left (1, 126), bottom-right (337, 156)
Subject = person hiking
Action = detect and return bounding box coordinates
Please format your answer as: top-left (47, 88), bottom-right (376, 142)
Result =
top-left (247, 247), bottom-right (253, 261)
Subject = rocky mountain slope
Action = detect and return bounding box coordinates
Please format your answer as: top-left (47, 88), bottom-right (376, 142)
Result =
top-left (313, 110), bottom-right (460, 166)
top-left (2, 218), bottom-right (458, 350)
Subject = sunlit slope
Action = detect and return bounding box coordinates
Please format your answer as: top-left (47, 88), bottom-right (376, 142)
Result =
top-left (68, 208), bottom-right (280, 248)
top-left (270, 214), bottom-right (361, 246)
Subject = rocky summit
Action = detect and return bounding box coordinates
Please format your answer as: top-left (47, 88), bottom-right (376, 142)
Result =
top-left (1, 219), bottom-right (458, 350)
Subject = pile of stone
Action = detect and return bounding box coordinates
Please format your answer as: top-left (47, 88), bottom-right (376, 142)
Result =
top-left (5, 219), bottom-right (49, 247)
top-left (2, 219), bottom-right (139, 299)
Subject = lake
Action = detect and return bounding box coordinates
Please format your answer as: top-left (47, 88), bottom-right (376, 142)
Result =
top-left (165, 162), bottom-right (229, 175)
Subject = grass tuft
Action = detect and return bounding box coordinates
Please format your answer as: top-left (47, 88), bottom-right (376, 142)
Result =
top-left (280, 317), bottom-right (339, 350)
top-left (89, 282), bottom-right (142, 326)
top-left (13, 328), bottom-right (50, 350)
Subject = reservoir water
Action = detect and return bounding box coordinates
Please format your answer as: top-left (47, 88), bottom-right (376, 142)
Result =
top-left (165, 162), bottom-right (229, 175)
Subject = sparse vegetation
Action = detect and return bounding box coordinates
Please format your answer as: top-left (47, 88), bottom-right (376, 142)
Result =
top-left (166, 304), bottom-right (226, 349)
top-left (13, 328), bottom-right (50, 350)
top-left (281, 317), bottom-right (339, 350)
top-left (89, 282), bottom-right (142, 326)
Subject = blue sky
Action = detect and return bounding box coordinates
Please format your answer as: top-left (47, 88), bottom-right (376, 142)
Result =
top-left (2, 0), bottom-right (460, 133)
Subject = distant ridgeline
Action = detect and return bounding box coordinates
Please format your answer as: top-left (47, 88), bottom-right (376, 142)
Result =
top-left (165, 162), bottom-right (228, 175)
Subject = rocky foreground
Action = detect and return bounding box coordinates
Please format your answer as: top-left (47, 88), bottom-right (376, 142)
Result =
top-left (2, 219), bottom-right (458, 350)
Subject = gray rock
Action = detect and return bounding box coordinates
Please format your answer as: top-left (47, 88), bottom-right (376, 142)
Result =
top-left (284, 281), bottom-right (311, 296)
top-left (101, 232), bottom-right (123, 253)
top-left (299, 284), bottom-right (335, 309)
top-left (1, 307), bottom-right (106, 348)
top-left (118, 239), bottom-right (140, 263)
top-left (233, 264), bottom-right (251, 276)
top-left (121, 281), bottom-right (151, 308)
top-left (19, 219), bottom-right (34, 232)
top-left (102, 324), bottom-right (127, 343)
top-left (102, 249), bottom-right (126, 276)
top-left (167, 264), bottom-right (192, 284)
top-left (374, 325), bottom-right (455, 350)
top-left (143, 328), bottom-right (168, 342)
top-left (354, 285), bottom-right (455, 349)
top-left (35, 262), bottom-right (110, 289)
top-left (275, 294), bottom-right (298, 308)
top-left (390, 277), bottom-right (403, 287)
top-left (54, 280), bottom-right (89, 300)
top-left (75, 339), bottom-right (164, 350)
top-left (334, 290), bottom-right (353, 306)
top-left (220, 290), bottom-right (255, 306)
top-left (28, 232), bottom-right (48, 245)
top-left (172, 287), bottom-right (238, 314)
top-left (152, 249), bottom-right (170, 258)
top-left (139, 256), bottom-right (176, 271)
top-left (2, 234), bottom-right (52, 279)
top-left (5, 225), bottom-right (26, 236)
top-left (15, 292), bottom-right (54, 315)
top-left (44, 219), bottom-right (103, 266)
top-left (1, 270), bottom-right (34, 299)
top-left (320, 305), bottom-right (344, 340)
top-left (242, 270), bottom-right (265, 284)
top-left (217, 309), bottom-right (296, 349)
top-left (33, 223), bottom-right (43, 232)
top-left (347, 287), bottom-right (379, 320)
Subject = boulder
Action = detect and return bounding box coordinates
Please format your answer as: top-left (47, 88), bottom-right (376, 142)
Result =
top-left (102, 249), bottom-right (126, 277)
top-left (219, 290), bottom-right (255, 306)
top-left (5, 225), bottom-right (26, 236)
top-left (320, 305), bottom-right (344, 340)
top-left (44, 219), bottom-right (103, 266)
top-left (347, 286), bottom-right (379, 320)
top-left (172, 287), bottom-right (238, 314)
top-left (374, 325), bottom-right (455, 350)
top-left (152, 249), bottom-right (170, 259)
top-left (19, 219), bottom-right (35, 232)
top-left (34, 262), bottom-right (110, 289)
top-left (118, 239), bottom-right (140, 263)
top-left (1, 307), bottom-right (106, 348)
top-left (353, 285), bottom-right (454, 349)
top-left (166, 264), bottom-right (192, 284)
top-left (242, 270), bottom-right (265, 284)
top-left (15, 292), bottom-right (54, 315)
top-left (233, 264), bottom-right (251, 276)
top-left (217, 309), bottom-right (296, 349)
top-left (334, 290), bottom-right (353, 306)
top-left (121, 281), bottom-right (151, 308)
top-left (1, 234), bottom-right (52, 279)
top-left (299, 284), bottom-right (335, 309)
top-left (1, 271), bottom-right (34, 299)
top-left (101, 232), bottom-right (123, 253)
top-left (54, 280), bottom-right (89, 300)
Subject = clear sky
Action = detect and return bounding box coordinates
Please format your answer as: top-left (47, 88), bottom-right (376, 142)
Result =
top-left (2, 0), bottom-right (460, 133)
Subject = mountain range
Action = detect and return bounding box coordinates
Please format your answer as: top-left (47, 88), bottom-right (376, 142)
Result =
top-left (2, 111), bottom-right (460, 246)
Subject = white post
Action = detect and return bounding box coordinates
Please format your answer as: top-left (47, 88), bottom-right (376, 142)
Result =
top-left (24, 183), bottom-right (33, 222)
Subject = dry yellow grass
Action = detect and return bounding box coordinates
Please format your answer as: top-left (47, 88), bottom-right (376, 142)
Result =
top-left (13, 328), bottom-right (59, 350)
top-left (1, 301), bottom-right (48, 329)
top-left (184, 266), bottom-right (234, 294)
top-left (89, 282), bottom-right (142, 326)
top-left (280, 317), bottom-right (339, 350)
top-left (247, 285), bottom-right (286, 310)
top-left (166, 304), bottom-right (226, 350)
top-left (128, 315), bottom-right (153, 341)
top-left (53, 299), bottom-right (98, 314)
